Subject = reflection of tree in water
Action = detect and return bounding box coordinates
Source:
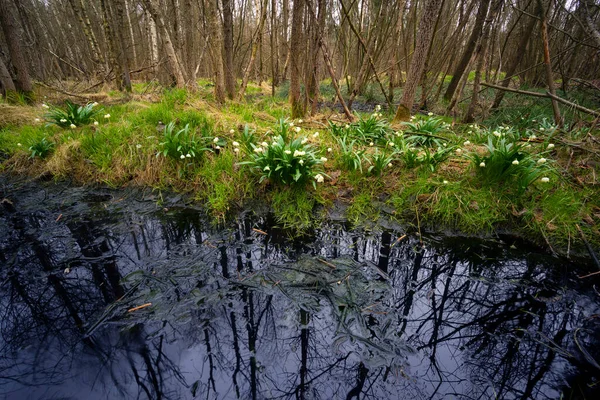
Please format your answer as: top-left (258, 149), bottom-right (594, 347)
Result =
top-left (1, 182), bottom-right (599, 399)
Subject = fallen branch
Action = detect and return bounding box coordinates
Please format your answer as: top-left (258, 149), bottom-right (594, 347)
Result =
top-left (481, 82), bottom-right (600, 118)
top-left (38, 82), bottom-right (92, 101)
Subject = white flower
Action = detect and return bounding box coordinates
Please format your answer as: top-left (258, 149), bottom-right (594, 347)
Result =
top-left (289, 122), bottom-right (294, 127)
top-left (320, 157), bottom-right (327, 162)
top-left (493, 131), bottom-right (501, 137)
top-left (136, 144), bottom-right (142, 149)
top-left (327, 147), bottom-right (332, 153)
top-left (34, 118), bottom-right (40, 122)
top-left (312, 132), bottom-right (319, 138)
top-left (301, 138), bottom-right (308, 144)
top-left (540, 127), bottom-right (545, 131)
top-left (213, 137), bottom-right (220, 143)
top-left (284, 150), bottom-right (292, 155)
top-left (233, 141), bottom-right (240, 147)
top-left (512, 159), bottom-right (519, 165)
top-left (92, 102), bottom-right (98, 107)
top-left (17, 143), bottom-right (22, 147)
top-left (530, 135), bottom-right (537, 140)
top-left (234, 148), bottom-right (240, 153)
top-left (315, 174), bottom-right (324, 183)
top-left (70, 123), bottom-right (76, 129)
top-left (299, 159), bottom-right (304, 165)
top-left (369, 142), bottom-right (374, 146)
top-left (547, 143), bottom-right (554, 149)
top-left (230, 129), bottom-right (235, 134)
top-left (180, 154), bottom-right (185, 159)
top-left (298, 119), bottom-right (303, 124)
top-left (293, 150), bottom-right (305, 157)
top-left (388, 163), bottom-right (393, 168)
top-left (372, 113), bottom-right (378, 118)
top-left (60, 118), bottom-right (67, 123)
top-left (541, 177), bottom-right (550, 183)
top-left (264, 166), bottom-right (270, 171)
top-left (215, 145), bottom-right (221, 150)
top-left (537, 158), bottom-right (546, 164)
top-left (469, 125), bottom-right (474, 128)
top-left (428, 112), bottom-right (433, 116)
top-left (410, 116), bottom-right (416, 120)
top-left (254, 147), bottom-right (263, 153)
top-left (479, 162), bottom-right (486, 167)
top-left (526, 144), bottom-right (532, 148)
top-left (93, 121), bottom-right (99, 126)
top-left (375, 105), bottom-right (381, 111)
top-left (261, 141), bottom-right (269, 147)
top-left (104, 114), bottom-right (110, 119)
top-left (186, 153), bottom-right (191, 158)
top-left (455, 148), bottom-right (462, 154)
top-left (388, 142), bottom-right (395, 147)
top-left (344, 124), bottom-right (349, 129)
top-left (443, 180), bottom-right (449, 184)
top-left (294, 126), bottom-right (301, 133)
top-left (42, 103), bottom-right (49, 109)
top-left (463, 141), bottom-right (471, 146)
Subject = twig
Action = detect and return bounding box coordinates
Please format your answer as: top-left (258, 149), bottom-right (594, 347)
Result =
top-left (317, 258), bottom-right (336, 269)
top-left (127, 303), bottom-right (152, 312)
top-left (578, 271), bottom-right (600, 279)
top-left (252, 228), bottom-right (268, 235)
top-left (38, 82), bottom-right (92, 101)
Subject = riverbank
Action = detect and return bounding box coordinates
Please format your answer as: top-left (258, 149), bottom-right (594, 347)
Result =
top-left (1, 85), bottom-right (599, 257)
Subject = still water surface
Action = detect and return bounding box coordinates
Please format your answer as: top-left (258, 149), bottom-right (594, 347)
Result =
top-left (1, 179), bottom-right (599, 399)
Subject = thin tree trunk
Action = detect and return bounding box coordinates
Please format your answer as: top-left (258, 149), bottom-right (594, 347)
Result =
top-left (114, 0), bottom-right (132, 91)
top-left (141, 0), bottom-right (187, 87)
top-left (465, 0), bottom-right (504, 122)
top-left (492, 5), bottom-right (539, 108)
top-left (205, 0), bottom-right (227, 102)
top-left (222, 0), bottom-right (236, 98)
top-left (289, 0), bottom-right (305, 118)
top-left (0, 0), bottom-right (33, 101)
top-left (538, 0), bottom-right (562, 125)
top-left (444, 0), bottom-right (492, 101)
top-left (0, 56), bottom-right (17, 99)
top-left (238, 0), bottom-right (268, 99)
top-left (394, 0), bottom-right (444, 121)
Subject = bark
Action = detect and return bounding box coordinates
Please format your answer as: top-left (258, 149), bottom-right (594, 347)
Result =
top-left (205, 0), bottom-right (227, 102)
top-left (66, 0), bottom-right (103, 66)
top-left (270, 0), bottom-right (278, 95)
top-left (444, 0), bottom-right (492, 101)
top-left (141, 0), bottom-right (187, 87)
top-left (222, 0), bottom-right (236, 98)
top-left (305, 0), bottom-right (326, 115)
top-left (0, 0), bottom-right (34, 101)
top-left (538, 0), bottom-right (561, 125)
top-left (465, 0), bottom-right (504, 122)
top-left (394, 0), bottom-right (445, 121)
top-left (0, 56), bottom-right (16, 99)
top-left (114, 0), bottom-right (132, 91)
top-left (492, 4), bottom-right (539, 108)
top-left (289, 0), bottom-right (305, 118)
top-left (238, 0), bottom-right (268, 99)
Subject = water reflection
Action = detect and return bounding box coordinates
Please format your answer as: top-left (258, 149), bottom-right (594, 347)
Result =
top-left (0, 181), bottom-right (599, 399)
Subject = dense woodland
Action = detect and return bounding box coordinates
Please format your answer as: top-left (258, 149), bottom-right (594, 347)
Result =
top-left (1, 0), bottom-right (600, 120)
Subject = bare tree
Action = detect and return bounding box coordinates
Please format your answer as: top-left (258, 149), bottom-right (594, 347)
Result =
top-left (394, 0), bottom-right (445, 121)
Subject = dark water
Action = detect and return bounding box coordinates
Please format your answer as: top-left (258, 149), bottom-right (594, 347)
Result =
top-left (1, 178), bottom-right (600, 400)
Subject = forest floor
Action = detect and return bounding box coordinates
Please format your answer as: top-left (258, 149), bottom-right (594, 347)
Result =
top-left (1, 79), bottom-right (599, 258)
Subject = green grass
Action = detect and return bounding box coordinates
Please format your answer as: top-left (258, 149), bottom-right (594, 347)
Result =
top-left (1, 83), bottom-right (598, 255)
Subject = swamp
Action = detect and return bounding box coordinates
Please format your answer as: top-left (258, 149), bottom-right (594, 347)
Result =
top-left (1, 0), bottom-right (600, 398)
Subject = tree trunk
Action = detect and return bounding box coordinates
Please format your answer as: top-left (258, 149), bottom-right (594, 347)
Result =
top-left (222, 0), bottom-right (236, 99)
top-left (465, 0), bottom-right (504, 122)
top-left (289, 0), bottom-right (305, 118)
top-left (238, 0), bottom-right (268, 99)
top-left (114, 0), bottom-right (132, 92)
top-left (141, 0), bottom-right (187, 87)
top-left (492, 5), bottom-right (539, 109)
top-left (0, 0), bottom-right (34, 101)
top-left (0, 56), bottom-right (17, 99)
top-left (205, 0), bottom-right (227, 102)
top-left (444, 0), bottom-right (492, 101)
top-left (538, 0), bottom-right (561, 125)
top-left (394, 0), bottom-right (444, 121)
